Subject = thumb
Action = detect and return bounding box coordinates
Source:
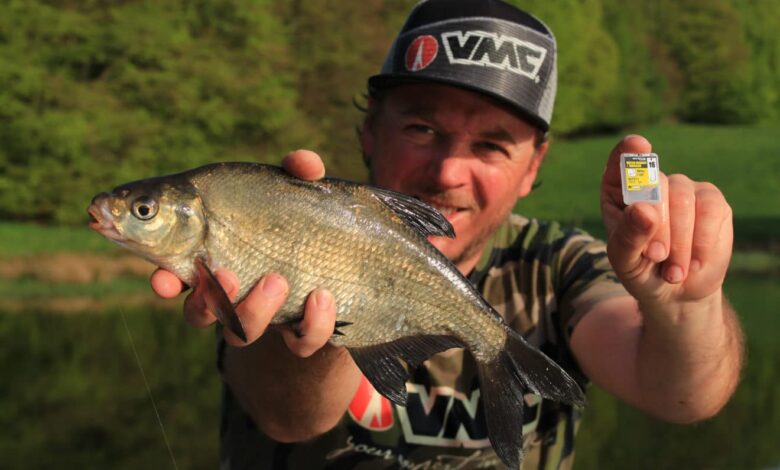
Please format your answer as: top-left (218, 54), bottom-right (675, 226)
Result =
top-left (606, 203), bottom-right (660, 278)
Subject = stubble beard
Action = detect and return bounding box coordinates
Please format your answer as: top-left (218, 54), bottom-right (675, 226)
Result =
top-left (448, 216), bottom-right (503, 270)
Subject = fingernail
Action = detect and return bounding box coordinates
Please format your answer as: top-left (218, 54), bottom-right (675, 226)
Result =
top-left (690, 259), bottom-right (702, 272)
top-left (261, 275), bottom-right (286, 298)
top-left (314, 289), bottom-right (332, 310)
top-left (665, 264), bottom-right (684, 283)
top-left (647, 241), bottom-right (667, 261)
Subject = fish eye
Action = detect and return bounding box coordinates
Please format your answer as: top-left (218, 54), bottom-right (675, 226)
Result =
top-left (131, 196), bottom-right (158, 220)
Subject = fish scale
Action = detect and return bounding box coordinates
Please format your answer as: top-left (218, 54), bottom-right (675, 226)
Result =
top-left (88, 161), bottom-right (586, 469)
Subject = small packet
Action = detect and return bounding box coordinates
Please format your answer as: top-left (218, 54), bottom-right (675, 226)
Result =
top-left (620, 152), bottom-right (661, 205)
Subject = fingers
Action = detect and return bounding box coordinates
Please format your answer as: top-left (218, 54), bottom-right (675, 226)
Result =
top-left (602, 134), bottom-right (653, 192)
top-left (224, 273), bottom-right (289, 347)
top-left (601, 135), bottom-right (653, 236)
top-left (690, 183), bottom-right (732, 274)
top-left (606, 202), bottom-right (661, 280)
top-left (647, 173), bottom-right (670, 264)
top-left (158, 260), bottom-right (336, 355)
top-left (183, 270), bottom-right (239, 329)
top-left (663, 175), bottom-right (696, 283)
top-left (280, 289), bottom-right (336, 358)
top-left (282, 149), bottom-right (326, 181)
top-left (652, 177), bottom-right (731, 285)
top-left (150, 268), bottom-right (186, 298)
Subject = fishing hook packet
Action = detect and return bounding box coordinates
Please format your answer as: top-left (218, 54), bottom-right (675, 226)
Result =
top-left (620, 153), bottom-right (661, 205)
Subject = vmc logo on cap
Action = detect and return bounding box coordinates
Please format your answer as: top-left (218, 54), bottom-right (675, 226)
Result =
top-left (405, 35), bottom-right (439, 71)
top-left (440, 31), bottom-right (547, 82)
top-left (371, 1), bottom-right (559, 131)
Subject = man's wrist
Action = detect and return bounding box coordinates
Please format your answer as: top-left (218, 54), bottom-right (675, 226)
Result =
top-left (639, 289), bottom-right (724, 326)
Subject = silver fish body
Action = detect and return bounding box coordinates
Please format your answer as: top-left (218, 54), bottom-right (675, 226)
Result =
top-left (88, 162), bottom-right (585, 468)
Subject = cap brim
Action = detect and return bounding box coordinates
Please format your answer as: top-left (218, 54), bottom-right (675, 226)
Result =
top-left (368, 73), bottom-right (550, 132)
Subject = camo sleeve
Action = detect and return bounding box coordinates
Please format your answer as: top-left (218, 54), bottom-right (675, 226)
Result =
top-left (551, 227), bottom-right (628, 344)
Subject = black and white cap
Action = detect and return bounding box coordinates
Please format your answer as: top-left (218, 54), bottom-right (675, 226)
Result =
top-left (369, 0), bottom-right (557, 131)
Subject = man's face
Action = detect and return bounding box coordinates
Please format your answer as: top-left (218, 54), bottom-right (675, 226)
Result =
top-left (361, 83), bottom-right (548, 272)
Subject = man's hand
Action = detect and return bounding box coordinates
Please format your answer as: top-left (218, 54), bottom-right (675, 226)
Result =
top-left (600, 135), bottom-right (733, 309)
top-left (570, 135), bottom-right (741, 423)
top-left (150, 149), bottom-right (337, 356)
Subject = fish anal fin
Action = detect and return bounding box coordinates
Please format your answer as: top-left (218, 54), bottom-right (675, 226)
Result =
top-left (348, 335), bottom-right (464, 407)
top-left (349, 347), bottom-right (408, 406)
top-left (370, 188), bottom-right (455, 238)
top-left (194, 258), bottom-right (247, 342)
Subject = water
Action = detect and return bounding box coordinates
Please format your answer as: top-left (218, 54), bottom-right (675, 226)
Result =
top-left (0, 273), bottom-right (777, 469)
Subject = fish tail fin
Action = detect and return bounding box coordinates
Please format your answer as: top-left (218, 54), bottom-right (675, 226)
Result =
top-left (476, 328), bottom-right (586, 469)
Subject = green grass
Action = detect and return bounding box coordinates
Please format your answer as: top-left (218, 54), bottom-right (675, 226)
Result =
top-left (0, 277), bottom-right (151, 299)
top-left (518, 123), bottom-right (780, 246)
top-left (0, 222), bottom-right (117, 258)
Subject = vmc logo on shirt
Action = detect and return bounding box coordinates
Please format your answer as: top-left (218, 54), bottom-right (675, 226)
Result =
top-left (349, 374), bottom-right (543, 448)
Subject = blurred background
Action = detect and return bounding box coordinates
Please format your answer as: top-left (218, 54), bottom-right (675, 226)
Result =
top-left (0, 0), bottom-right (778, 468)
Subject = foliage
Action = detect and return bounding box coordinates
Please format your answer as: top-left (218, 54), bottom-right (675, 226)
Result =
top-left (0, 0), bottom-right (314, 223)
top-left (1, 0), bottom-right (779, 223)
top-left (655, 0), bottom-right (759, 123)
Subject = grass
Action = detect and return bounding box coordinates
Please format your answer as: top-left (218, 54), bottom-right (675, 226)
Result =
top-left (518, 123), bottom-right (780, 246)
top-left (0, 222), bottom-right (116, 258)
top-left (0, 277), bottom-right (151, 299)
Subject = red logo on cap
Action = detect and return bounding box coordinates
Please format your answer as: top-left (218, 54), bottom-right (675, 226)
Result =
top-left (348, 375), bottom-right (394, 431)
top-left (405, 35), bottom-right (438, 72)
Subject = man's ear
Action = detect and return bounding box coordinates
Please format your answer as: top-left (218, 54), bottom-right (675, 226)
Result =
top-left (517, 141), bottom-right (548, 198)
top-left (359, 97), bottom-right (377, 164)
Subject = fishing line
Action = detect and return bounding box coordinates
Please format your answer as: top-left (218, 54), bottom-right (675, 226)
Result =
top-left (119, 307), bottom-right (179, 470)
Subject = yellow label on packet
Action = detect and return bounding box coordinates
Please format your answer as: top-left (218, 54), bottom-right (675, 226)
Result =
top-left (620, 153), bottom-right (661, 204)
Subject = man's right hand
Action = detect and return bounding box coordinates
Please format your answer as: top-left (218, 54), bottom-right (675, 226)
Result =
top-left (149, 149), bottom-right (338, 357)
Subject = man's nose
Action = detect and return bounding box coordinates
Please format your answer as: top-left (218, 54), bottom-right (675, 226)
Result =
top-left (429, 142), bottom-right (470, 189)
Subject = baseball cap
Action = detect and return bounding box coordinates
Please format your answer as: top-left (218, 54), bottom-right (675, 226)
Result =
top-left (369, 0), bottom-right (557, 131)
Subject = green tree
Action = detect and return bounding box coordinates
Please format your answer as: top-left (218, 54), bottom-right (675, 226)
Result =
top-left (518, 0), bottom-right (622, 134)
top-left (0, 0), bottom-right (311, 223)
top-left (657, 0), bottom-right (759, 123)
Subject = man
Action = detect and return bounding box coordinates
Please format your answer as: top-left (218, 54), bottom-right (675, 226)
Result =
top-left (152, 0), bottom-right (743, 468)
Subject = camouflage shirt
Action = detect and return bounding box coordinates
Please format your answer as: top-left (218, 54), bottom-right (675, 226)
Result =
top-left (218, 215), bottom-right (627, 469)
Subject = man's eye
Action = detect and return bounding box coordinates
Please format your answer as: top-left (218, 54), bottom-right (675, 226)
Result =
top-left (406, 124), bottom-right (435, 135)
top-left (477, 142), bottom-right (509, 157)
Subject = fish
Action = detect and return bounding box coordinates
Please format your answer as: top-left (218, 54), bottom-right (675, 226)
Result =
top-left (87, 162), bottom-right (585, 468)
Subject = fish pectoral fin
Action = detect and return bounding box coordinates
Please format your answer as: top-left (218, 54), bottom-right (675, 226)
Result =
top-left (370, 187), bottom-right (455, 238)
top-left (332, 320), bottom-right (352, 336)
top-left (347, 335), bottom-right (464, 407)
top-left (194, 258), bottom-right (247, 342)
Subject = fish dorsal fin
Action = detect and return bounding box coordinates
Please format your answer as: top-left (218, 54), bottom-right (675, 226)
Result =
top-left (370, 188), bottom-right (455, 238)
top-left (347, 335), bottom-right (464, 406)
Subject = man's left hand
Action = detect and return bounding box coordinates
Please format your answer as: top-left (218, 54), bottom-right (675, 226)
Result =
top-left (600, 135), bottom-right (733, 308)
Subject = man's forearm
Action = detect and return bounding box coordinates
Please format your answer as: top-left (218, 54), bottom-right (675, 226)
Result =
top-left (636, 291), bottom-right (744, 423)
top-left (223, 330), bottom-right (362, 441)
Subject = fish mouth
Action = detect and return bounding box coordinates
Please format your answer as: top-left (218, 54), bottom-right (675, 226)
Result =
top-left (87, 203), bottom-right (123, 241)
